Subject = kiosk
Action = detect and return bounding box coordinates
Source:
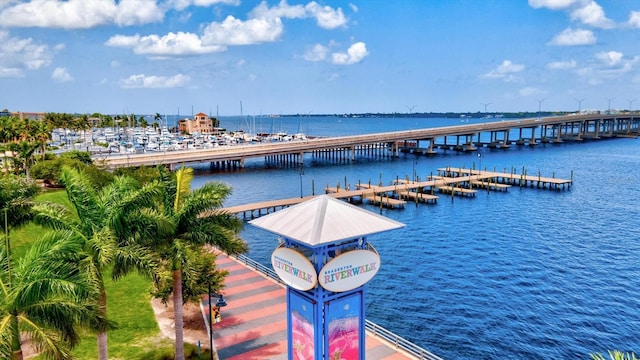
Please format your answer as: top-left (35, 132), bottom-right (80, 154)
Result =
top-left (250, 195), bottom-right (404, 360)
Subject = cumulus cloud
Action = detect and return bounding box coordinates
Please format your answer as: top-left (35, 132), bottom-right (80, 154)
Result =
top-left (167, 0), bottom-right (239, 11)
top-left (547, 59), bottom-right (577, 69)
top-left (201, 16), bottom-right (284, 45)
top-left (628, 11), bottom-right (640, 28)
top-left (0, 31), bottom-right (54, 77)
top-left (0, 0), bottom-right (164, 29)
top-left (528, 0), bottom-right (575, 10)
top-left (119, 73), bottom-right (190, 88)
top-left (305, 1), bottom-right (347, 29)
top-left (529, 0), bottom-right (615, 29)
top-left (106, 32), bottom-right (226, 56)
top-left (548, 27), bottom-right (596, 46)
top-left (569, 1), bottom-right (614, 29)
top-left (303, 43), bottom-right (329, 62)
top-left (249, 0), bottom-right (347, 29)
top-left (595, 51), bottom-right (623, 66)
top-left (331, 42), bottom-right (368, 65)
top-left (573, 51), bottom-right (639, 85)
top-left (108, 1), bottom-right (347, 57)
top-left (51, 67), bottom-right (73, 82)
top-left (482, 60), bottom-right (525, 81)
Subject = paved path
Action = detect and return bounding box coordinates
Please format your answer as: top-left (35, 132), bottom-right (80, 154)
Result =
top-left (203, 253), bottom-right (416, 360)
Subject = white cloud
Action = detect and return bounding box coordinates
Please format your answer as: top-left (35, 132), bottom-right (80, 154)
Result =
top-left (518, 87), bottom-right (546, 97)
top-left (119, 73), bottom-right (190, 88)
top-left (249, 0), bottom-right (347, 29)
top-left (547, 59), bottom-right (577, 69)
top-left (548, 28), bottom-right (596, 46)
top-left (168, 0), bottom-right (239, 11)
top-left (106, 32), bottom-right (226, 56)
top-left (628, 11), bottom-right (640, 28)
top-left (349, 3), bottom-right (358, 13)
top-left (303, 43), bottom-right (328, 62)
top-left (202, 15), bottom-right (284, 45)
top-left (529, 0), bottom-right (614, 29)
top-left (595, 51), bottom-right (623, 66)
top-left (249, 0), bottom-right (306, 20)
top-left (0, 0), bottom-right (163, 29)
top-left (569, 1), bottom-right (614, 29)
top-left (305, 1), bottom-right (347, 29)
top-left (528, 0), bottom-right (575, 10)
top-left (0, 31), bottom-right (54, 77)
top-left (483, 60), bottom-right (525, 81)
top-left (51, 67), bottom-right (73, 82)
top-left (331, 42), bottom-right (368, 65)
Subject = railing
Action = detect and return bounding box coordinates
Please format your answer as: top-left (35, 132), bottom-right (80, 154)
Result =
top-left (365, 320), bottom-right (443, 360)
top-left (230, 252), bottom-right (442, 360)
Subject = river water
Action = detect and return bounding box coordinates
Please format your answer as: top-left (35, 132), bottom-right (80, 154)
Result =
top-left (188, 115), bottom-right (640, 359)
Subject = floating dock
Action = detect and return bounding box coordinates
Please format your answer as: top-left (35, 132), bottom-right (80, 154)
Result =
top-left (220, 167), bottom-right (573, 219)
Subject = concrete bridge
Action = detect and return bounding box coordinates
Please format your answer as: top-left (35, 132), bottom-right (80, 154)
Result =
top-left (96, 113), bottom-right (640, 170)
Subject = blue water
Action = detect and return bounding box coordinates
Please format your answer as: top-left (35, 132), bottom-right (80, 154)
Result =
top-left (190, 116), bottom-right (640, 359)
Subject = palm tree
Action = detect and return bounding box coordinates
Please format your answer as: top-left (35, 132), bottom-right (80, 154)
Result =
top-left (0, 230), bottom-right (106, 360)
top-left (152, 166), bottom-right (247, 360)
top-left (33, 167), bottom-right (163, 360)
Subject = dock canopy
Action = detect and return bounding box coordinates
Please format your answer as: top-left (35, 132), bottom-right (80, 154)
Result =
top-left (249, 195), bottom-right (405, 246)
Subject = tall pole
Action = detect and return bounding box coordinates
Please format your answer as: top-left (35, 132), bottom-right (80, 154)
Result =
top-left (627, 99), bottom-right (635, 112)
top-left (299, 165), bottom-right (304, 198)
top-left (607, 97), bottom-right (614, 114)
top-left (481, 102), bottom-right (491, 117)
top-left (575, 98), bottom-right (584, 113)
top-left (208, 283), bottom-right (213, 360)
top-left (537, 98), bottom-right (546, 120)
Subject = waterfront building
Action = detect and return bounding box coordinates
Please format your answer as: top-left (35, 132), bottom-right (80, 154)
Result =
top-left (177, 112), bottom-right (221, 134)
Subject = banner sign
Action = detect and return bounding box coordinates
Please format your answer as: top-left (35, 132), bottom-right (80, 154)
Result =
top-left (326, 292), bottom-right (362, 360)
top-left (271, 247), bottom-right (318, 291)
top-left (289, 291), bottom-right (316, 360)
top-left (318, 248), bottom-right (381, 292)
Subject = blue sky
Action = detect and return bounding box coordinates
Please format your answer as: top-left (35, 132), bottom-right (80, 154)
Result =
top-left (2, 0), bottom-right (640, 115)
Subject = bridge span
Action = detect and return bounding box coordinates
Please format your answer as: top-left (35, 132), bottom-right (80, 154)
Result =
top-left (96, 113), bottom-right (640, 170)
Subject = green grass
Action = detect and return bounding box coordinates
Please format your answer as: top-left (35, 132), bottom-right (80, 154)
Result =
top-left (13, 190), bottom-right (209, 359)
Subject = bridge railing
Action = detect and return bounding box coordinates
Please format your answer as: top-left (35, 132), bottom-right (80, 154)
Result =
top-left (229, 251), bottom-right (442, 360)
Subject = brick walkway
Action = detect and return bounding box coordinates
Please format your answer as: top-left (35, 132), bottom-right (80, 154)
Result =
top-left (202, 253), bottom-right (416, 360)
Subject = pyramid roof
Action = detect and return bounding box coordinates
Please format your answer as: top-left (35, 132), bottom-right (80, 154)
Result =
top-left (249, 195), bottom-right (404, 246)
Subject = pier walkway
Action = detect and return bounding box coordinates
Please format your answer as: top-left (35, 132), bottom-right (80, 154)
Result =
top-left (220, 168), bottom-right (572, 219)
top-left (204, 251), bottom-right (442, 360)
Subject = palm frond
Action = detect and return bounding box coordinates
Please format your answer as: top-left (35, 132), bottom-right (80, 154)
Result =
top-left (59, 166), bottom-right (102, 227)
top-left (173, 167), bottom-right (194, 213)
top-left (111, 244), bottom-right (159, 281)
top-left (31, 202), bottom-right (77, 232)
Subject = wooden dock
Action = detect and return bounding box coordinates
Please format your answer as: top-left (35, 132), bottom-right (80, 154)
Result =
top-left (435, 185), bottom-right (477, 197)
top-left (438, 167), bottom-right (573, 190)
top-left (220, 167), bottom-right (573, 219)
top-left (469, 179), bottom-right (511, 191)
top-left (395, 189), bottom-right (439, 204)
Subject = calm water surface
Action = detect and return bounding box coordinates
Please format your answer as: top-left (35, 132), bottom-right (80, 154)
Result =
top-left (189, 116), bottom-right (640, 359)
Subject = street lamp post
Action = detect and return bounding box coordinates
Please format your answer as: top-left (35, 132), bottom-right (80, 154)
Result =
top-left (607, 97), bottom-right (615, 114)
top-left (208, 284), bottom-right (228, 360)
top-left (481, 102), bottom-right (492, 118)
top-left (537, 98), bottom-right (546, 120)
top-left (575, 98), bottom-right (585, 113)
top-left (627, 99), bottom-right (636, 112)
